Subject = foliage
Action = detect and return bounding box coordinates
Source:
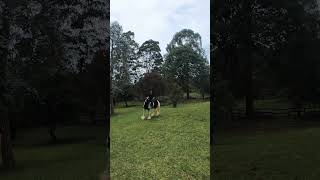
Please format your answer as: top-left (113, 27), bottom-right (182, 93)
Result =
top-left (137, 39), bottom-right (163, 74)
top-left (110, 21), bottom-right (139, 105)
top-left (162, 45), bottom-right (207, 99)
top-left (166, 29), bottom-right (204, 56)
top-left (167, 81), bottom-right (184, 108)
top-left (135, 72), bottom-right (167, 99)
top-left (215, 80), bottom-right (234, 124)
top-left (213, 0), bottom-right (320, 117)
top-left (193, 62), bottom-right (210, 99)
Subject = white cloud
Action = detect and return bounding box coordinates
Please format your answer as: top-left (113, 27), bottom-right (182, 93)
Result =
top-left (111, 0), bottom-right (210, 60)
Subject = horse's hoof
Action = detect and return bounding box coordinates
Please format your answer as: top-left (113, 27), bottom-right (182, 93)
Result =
top-left (141, 116), bottom-right (145, 120)
top-left (147, 116), bottom-right (151, 120)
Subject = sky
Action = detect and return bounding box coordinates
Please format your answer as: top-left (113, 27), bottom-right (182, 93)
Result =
top-left (110, 0), bottom-right (210, 60)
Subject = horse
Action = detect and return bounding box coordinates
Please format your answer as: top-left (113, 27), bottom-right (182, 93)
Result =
top-left (141, 97), bottom-right (160, 120)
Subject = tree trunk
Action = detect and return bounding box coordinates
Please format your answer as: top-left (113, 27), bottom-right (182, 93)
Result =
top-left (243, 0), bottom-right (254, 120)
top-left (110, 97), bottom-right (114, 115)
top-left (47, 102), bottom-right (57, 142)
top-left (49, 125), bottom-right (57, 142)
top-left (245, 63), bottom-right (254, 120)
top-left (125, 99), bottom-right (128, 108)
top-left (0, 106), bottom-right (15, 168)
top-left (0, 1), bottom-right (15, 169)
top-left (173, 101), bottom-right (177, 108)
top-left (9, 114), bottom-right (16, 140)
top-left (90, 109), bottom-right (97, 125)
top-left (186, 87), bottom-right (190, 100)
top-left (202, 93), bottom-right (205, 100)
top-left (296, 100), bottom-right (302, 118)
top-left (78, 58), bottom-right (85, 73)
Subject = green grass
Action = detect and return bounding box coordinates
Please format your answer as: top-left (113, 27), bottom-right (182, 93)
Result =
top-left (111, 101), bottom-right (210, 179)
top-left (215, 121), bottom-right (320, 180)
top-left (0, 125), bottom-right (106, 180)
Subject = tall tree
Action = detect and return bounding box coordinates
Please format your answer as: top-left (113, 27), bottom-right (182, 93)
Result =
top-left (111, 21), bottom-right (139, 107)
top-left (137, 39), bottom-right (163, 74)
top-left (8, 0), bottom-right (109, 139)
top-left (110, 21), bottom-right (123, 111)
top-left (0, 0), bottom-right (15, 168)
top-left (166, 29), bottom-right (204, 56)
top-left (163, 46), bottom-right (204, 99)
top-left (164, 29), bottom-right (207, 99)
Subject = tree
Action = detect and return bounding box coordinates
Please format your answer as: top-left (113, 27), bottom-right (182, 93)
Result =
top-left (166, 29), bottom-right (204, 56)
top-left (271, 33), bottom-right (320, 111)
top-left (116, 31), bottom-right (138, 107)
top-left (167, 81), bottom-right (184, 108)
top-left (0, 1), bottom-right (15, 168)
top-left (135, 72), bottom-right (167, 99)
top-left (82, 49), bottom-right (108, 124)
top-left (213, 0), bottom-right (320, 119)
top-left (164, 29), bottom-right (207, 99)
top-left (162, 44), bottom-right (206, 99)
top-left (110, 21), bottom-right (123, 113)
top-left (8, 0), bottom-right (109, 139)
top-left (137, 39), bottom-right (163, 74)
top-left (111, 21), bottom-right (139, 107)
top-left (194, 63), bottom-right (210, 100)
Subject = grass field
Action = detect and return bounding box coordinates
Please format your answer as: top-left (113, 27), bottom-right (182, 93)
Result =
top-left (111, 101), bottom-right (210, 179)
top-left (0, 125), bottom-right (106, 180)
top-left (215, 120), bottom-right (320, 180)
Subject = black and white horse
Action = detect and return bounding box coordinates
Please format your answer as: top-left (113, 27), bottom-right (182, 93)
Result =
top-left (141, 97), bottom-right (160, 120)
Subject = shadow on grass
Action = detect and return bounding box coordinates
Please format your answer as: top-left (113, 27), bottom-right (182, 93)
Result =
top-left (141, 115), bottom-right (161, 121)
top-left (217, 118), bottom-right (320, 137)
top-left (46, 137), bottom-right (97, 146)
top-left (0, 164), bottom-right (26, 174)
top-left (16, 136), bottom-right (97, 148)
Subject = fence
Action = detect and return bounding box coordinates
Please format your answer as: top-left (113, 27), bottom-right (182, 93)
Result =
top-left (231, 107), bottom-right (320, 119)
top-left (79, 113), bottom-right (106, 125)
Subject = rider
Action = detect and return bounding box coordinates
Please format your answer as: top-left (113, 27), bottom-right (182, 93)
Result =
top-left (148, 89), bottom-right (153, 100)
top-left (147, 89), bottom-right (155, 107)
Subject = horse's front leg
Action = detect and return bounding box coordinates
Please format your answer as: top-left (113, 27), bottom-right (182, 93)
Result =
top-left (147, 110), bottom-right (151, 120)
top-left (141, 109), bottom-right (146, 119)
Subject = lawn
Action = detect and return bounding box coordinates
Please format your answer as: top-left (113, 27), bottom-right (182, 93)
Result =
top-left (0, 125), bottom-right (106, 180)
top-left (215, 120), bottom-right (320, 180)
top-left (111, 101), bottom-right (210, 179)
